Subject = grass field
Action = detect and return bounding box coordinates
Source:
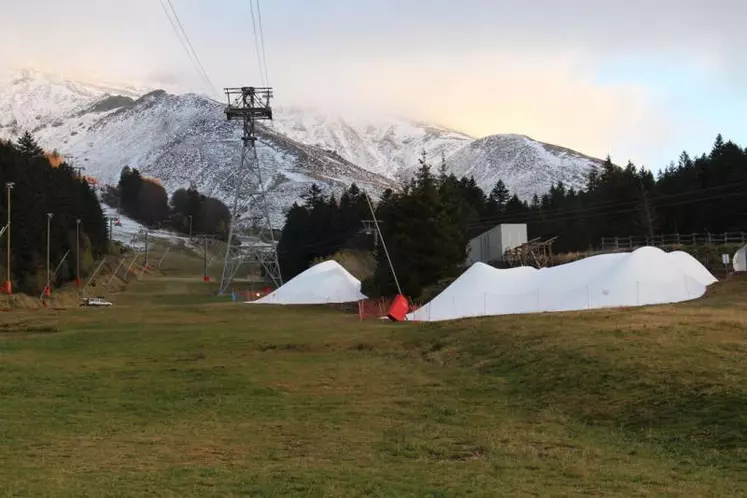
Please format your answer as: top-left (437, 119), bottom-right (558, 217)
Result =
top-left (1, 271), bottom-right (746, 496)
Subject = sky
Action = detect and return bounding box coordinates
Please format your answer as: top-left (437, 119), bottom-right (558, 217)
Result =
top-left (1, 0), bottom-right (745, 170)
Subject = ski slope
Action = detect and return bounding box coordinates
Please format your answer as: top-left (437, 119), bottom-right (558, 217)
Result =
top-left (102, 204), bottom-right (188, 250)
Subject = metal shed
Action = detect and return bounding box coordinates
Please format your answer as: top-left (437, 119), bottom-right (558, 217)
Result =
top-left (466, 224), bottom-right (528, 265)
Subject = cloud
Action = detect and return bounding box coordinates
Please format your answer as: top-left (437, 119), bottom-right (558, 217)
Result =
top-left (1, 0), bottom-right (744, 168)
top-left (274, 49), bottom-right (676, 164)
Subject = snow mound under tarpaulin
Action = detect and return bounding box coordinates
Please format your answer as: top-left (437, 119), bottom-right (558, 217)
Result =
top-left (250, 260), bottom-right (367, 305)
top-left (734, 245), bottom-right (747, 272)
top-left (669, 251), bottom-right (719, 286)
top-left (408, 247), bottom-right (717, 322)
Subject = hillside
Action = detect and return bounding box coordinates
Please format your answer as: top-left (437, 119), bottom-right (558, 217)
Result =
top-left (0, 68), bottom-right (603, 218)
top-left (0, 263), bottom-right (745, 495)
top-left (63, 90), bottom-right (395, 226)
top-left (272, 105), bottom-right (474, 179)
top-left (0, 69), bottom-right (395, 225)
top-left (445, 134), bottom-right (602, 199)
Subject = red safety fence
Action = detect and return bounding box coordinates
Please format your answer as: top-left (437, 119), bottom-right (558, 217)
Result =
top-left (358, 297), bottom-right (394, 320)
top-left (357, 295), bottom-right (420, 321)
top-left (239, 287), bottom-right (273, 302)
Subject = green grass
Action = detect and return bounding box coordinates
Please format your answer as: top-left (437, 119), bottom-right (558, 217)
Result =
top-left (1, 274), bottom-right (746, 496)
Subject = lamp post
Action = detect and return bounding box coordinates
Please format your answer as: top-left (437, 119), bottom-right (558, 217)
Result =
top-left (76, 219), bottom-right (81, 287)
top-left (45, 213), bottom-right (53, 296)
top-left (203, 236), bottom-right (209, 282)
top-left (144, 230), bottom-right (149, 269)
top-left (4, 182), bottom-right (14, 294)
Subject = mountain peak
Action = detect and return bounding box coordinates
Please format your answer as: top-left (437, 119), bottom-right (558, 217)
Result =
top-left (0, 69), bottom-right (602, 223)
top-left (272, 105), bottom-right (474, 179)
top-left (446, 133), bottom-right (599, 198)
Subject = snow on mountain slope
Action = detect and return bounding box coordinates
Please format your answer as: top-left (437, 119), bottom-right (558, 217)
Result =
top-left (271, 107), bottom-right (600, 199)
top-left (0, 70), bottom-right (395, 225)
top-left (0, 69), bottom-right (146, 147)
top-left (444, 134), bottom-right (602, 199)
top-left (0, 69), bottom-right (604, 217)
top-left (101, 203), bottom-right (188, 249)
top-left (68, 90), bottom-right (394, 225)
top-left (272, 105), bottom-right (474, 179)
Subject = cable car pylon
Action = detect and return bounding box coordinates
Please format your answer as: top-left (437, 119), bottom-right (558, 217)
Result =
top-left (218, 86), bottom-right (283, 295)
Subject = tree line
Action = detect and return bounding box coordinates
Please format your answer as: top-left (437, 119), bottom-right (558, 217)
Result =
top-left (278, 135), bottom-right (747, 299)
top-left (103, 167), bottom-right (231, 240)
top-left (488, 134), bottom-right (747, 253)
top-left (278, 183), bottom-right (372, 280)
top-left (0, 132), bottom-right (108, 293)
top-left (278, 156), bottom-right (506, 297)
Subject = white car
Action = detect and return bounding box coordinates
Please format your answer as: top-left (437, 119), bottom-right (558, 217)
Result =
top-left (80, 297), bottom-right (113, 307)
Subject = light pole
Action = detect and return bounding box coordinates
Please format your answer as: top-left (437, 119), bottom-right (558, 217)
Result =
top-left (45, 213), bottom-right (53, 296)
top-left (144, 230), bottom-right (149, 269)
top-left (203, 236), bottom-right (209, 282)
top-left (4, 182), bottom-right (14, 294)
top-left (76, 219), bottom-right (81, 287)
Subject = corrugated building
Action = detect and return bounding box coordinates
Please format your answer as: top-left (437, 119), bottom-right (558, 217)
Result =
top-left (466, 224), bottom-right (528, 265)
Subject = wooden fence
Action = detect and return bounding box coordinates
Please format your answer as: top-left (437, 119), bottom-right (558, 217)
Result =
top-left (601, 232), bottom-right (747, 250)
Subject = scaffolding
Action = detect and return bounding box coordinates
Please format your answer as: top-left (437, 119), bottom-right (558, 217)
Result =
top-left (503, 236), bottom-right (558, 268)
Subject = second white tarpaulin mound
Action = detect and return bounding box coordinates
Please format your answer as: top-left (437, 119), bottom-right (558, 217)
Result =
top-left (734, 245), bottom-right (747, 272)
top-left (407, 247), bottom-right (717, 322)
top-left (250, 260), bottom-right (367, 305)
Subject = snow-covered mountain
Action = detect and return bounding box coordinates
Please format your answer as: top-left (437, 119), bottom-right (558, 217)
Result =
top-left (0, 69), bottom-right (396, 225)
top-left (0, 68), bottom-right (604, 221)
top-left (445, 134), bottom-right (603, 199)
top-left (268, 110), bottom-right (601, 198)
top-left (0, 69), bottom-right (144, 138)
top-left (272, 105), bottom-right (474, 179)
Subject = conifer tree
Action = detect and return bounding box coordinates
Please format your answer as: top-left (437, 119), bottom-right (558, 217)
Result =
top-left (487, 179), bottom-right (510, 217)
top-left (16, 131), bottom-right (44, 157)
top-left (0, 140), bottom-right (107, 293)
top-left (369, 155), bottom-right (467, 297)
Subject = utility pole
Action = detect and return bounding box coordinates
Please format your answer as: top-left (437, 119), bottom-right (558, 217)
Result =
top-left (4, 182), bottom-right (14, 294)
top-left (362, 220), bottom-right (380, 250)
top-left (189, 215), bottom-right (193, 239)
top-left (219, 86), bottom-right (282, 295)
top-left (45, 213), bottom-right (53, 296)
top-left (108, 217), bottom-right (114, 240)
top-left (640, 179), bottom-right (654, 243)
top-left (75, 219), bottom-right (81, 287)
top-left (364, 191), bottom-right (403, 297)
top-left (203, 237), bottom-right (209, 282)
top-left (144, 230), bottom-right (149, 269)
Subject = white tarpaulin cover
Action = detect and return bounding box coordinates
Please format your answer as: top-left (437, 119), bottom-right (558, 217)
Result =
top-left (734, 246), bottom-right (747, 272)
top-left (407, 247), bottom-right (717, 322)
top-left (669, 251), bottom-right (719, 286)
top-left (250, 260), bottom-right (367, 305)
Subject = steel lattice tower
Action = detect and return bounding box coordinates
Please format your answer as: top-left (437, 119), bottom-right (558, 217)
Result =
top-left (218, 86), bottom-right (283, 295)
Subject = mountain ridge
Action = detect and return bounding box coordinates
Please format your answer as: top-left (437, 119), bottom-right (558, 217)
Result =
top-left (0, 68), bottom-right (603, 221)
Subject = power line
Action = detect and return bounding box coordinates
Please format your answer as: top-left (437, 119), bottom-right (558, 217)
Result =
top-left (269, 188), bottom-right (747, 259)
top-left (158, 0), bottom-right (219, 98)
top-left (165, 0), bottom-right (219, 96)
top-left (249, 0), bottom-right (267, 86)
top-left (158, 0), bottom-right (200, 80)
top-left (468, 179), bottom-right (747, 228)
top-left (467, 188), bottom-right (747, 231)
top-left (255, 0), bottom-right (270, 85)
